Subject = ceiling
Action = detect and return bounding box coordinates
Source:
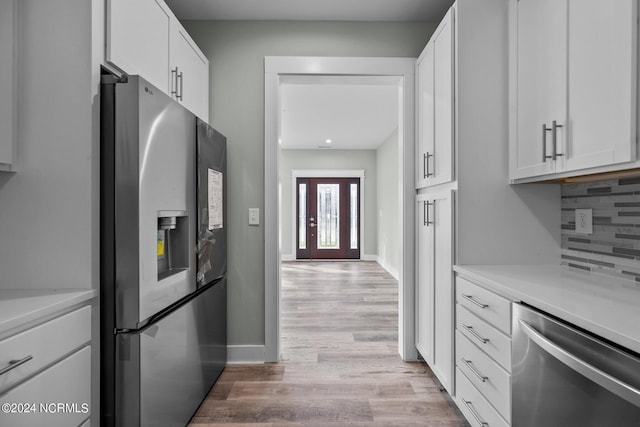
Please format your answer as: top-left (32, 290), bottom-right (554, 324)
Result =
top-left (164, 0), bottom-right (453, 22)
top-left (279, 76), bottom-right (399, 150)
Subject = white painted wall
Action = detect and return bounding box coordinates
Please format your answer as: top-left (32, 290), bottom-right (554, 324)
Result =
top-left (279, 149), bottom-right (377, 259)
top-left (182, 20), bottom-right (436, 351)
top-left (376, 128), bottom-right (400, 278)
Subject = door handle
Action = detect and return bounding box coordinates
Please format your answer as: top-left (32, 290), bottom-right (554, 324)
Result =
top-left (462, 324), bottom-right (490, 344)
top-left (0, 355), bottom-right (33, 376)
top-left (425, 201), bottom-right (434, 226)
top-left (462, 399), bottom-right (489, 427)
top-left (552, 120), bottom-right (563, 160)
top-left (542, 123), bottom-right (552, 162)
top-left (424, 152), bottom-right (434, 178)
top-left (462, 358), bottom-right (488, 383)
top-left (519, 319), bottom-right (640, 407)
top-left (461, 294), bottom-right (488, 309)
top-left (171, 67), bottom-right (179, 99)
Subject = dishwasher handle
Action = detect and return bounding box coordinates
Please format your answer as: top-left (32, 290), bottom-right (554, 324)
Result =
top-left (519, 319), bottom-right (640, 407)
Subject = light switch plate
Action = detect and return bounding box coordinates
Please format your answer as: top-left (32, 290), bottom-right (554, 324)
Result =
top-left (249, 208), bottom-right (260, 226)
top-left (575, 209), bottom-right (593, 234)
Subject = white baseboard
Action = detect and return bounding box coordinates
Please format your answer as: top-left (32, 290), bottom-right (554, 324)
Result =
top-left (376, 257), bottom-right (399, 280)
top-left (361, 254), bottom-right (378, 261)
top-left (227, 345), bottom-right (266, 364)
top-left (281, 254), bottom-right (295, 261)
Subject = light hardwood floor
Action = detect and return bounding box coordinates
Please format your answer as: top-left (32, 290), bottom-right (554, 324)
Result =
top-left (189, 261), bottom-right (468, 426)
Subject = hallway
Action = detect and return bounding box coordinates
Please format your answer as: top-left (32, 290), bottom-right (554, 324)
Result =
top-left (190, 261), bottom-right (467, 426)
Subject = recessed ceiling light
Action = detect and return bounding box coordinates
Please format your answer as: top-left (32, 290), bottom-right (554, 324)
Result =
top-left (325, 139), bottom-right (332, 144)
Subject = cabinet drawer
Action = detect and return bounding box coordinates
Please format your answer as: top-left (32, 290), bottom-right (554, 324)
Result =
top-left (0, 306), bottom-right (91, 393)
top-left (456, 367), bottom-right (509, 427)
top-left (456, 331), bottom-right (511, 422)
top-left (457, 305), bottom-right (511, 371)
top-left (456, 277), bottom-right (511, 334)
top-left (0, 346), bottom-right (91, 427)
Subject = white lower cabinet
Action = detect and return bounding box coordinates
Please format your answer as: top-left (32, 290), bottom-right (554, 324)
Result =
top-left (0, 346), bottom-right (91, 427)
top-left (0, 305), bottom-right (92, 427)
top-left (455, 276), bottom-right (512, 426)
top-left (415, 190), bottom-right (454, 393)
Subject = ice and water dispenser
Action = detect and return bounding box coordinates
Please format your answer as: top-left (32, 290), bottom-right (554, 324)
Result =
top-left (156, 210), bottom-right (189, 280)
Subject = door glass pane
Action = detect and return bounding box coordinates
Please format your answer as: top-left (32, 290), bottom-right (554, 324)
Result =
top-left (298, 183), bottom-right (306, 249)
top-left (317, 183), bottom-right (339, 249)
top-left (350, 183), bottom-right (358, 249)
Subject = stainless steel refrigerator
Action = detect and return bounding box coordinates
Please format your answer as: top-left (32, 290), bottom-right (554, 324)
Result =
top-left (100, 74), bottom-right (227, 427)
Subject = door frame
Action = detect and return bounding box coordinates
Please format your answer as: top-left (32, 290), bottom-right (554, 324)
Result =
top-left (265, 56), bottom-right (417, 362)
top-left (291, 170), bottom-right (366, 261)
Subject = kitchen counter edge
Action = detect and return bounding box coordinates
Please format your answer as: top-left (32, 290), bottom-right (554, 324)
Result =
top-left (453, 264), bottom-right (640, 355)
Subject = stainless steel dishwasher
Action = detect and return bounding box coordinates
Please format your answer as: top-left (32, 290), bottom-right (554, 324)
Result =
top-left (512, 303), bottom-right (640, 426)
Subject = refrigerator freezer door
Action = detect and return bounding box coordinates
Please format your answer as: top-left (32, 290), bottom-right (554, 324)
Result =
top-left (114, 279), bottom-right (227, 427)
top-left (110, 76), bottom-right (197, 329)
top-left (196, 118), bottom-right (227, 286)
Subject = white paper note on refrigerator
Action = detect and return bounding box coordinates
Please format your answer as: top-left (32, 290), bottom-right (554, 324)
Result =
top-left (208, 168), bottom-right (223, 230)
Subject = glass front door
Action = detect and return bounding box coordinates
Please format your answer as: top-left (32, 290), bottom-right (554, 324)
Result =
top-left (296, 177), bottom-right (360, 259)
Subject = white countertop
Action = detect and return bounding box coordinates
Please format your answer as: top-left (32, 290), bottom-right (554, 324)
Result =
top-left (453, 264), bottom-right (640, 355)
top-left (0, 289), bottom-right (97, 338)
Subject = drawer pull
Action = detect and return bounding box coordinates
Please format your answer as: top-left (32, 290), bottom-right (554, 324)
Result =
top-left (462, 294), bottom-right (489, 309)
top-left (462, 399), bottom-right (489, 427)
top-left (462, 358), bottom-right (488, 382)
top-left (462, 324), bottom-right (490, 344)
top-left (0, 355), bottom-right (33, 376)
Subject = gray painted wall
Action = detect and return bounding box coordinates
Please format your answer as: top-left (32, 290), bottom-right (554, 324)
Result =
top-left (182, 20), bottom-right (436, 347)
top-left (376, 128), bottom-right (400, 276)
top-left (0, 0), bottom-right (100, 290)
top-left (279, 149), bottom-right (378, 258)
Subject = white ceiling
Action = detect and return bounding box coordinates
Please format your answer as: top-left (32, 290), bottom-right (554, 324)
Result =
top-left (164, 0), bottom-right (453, 22)
top-left (279, 76), bottom-right (399, 150)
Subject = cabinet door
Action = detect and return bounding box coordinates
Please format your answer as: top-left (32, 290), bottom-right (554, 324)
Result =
top-left (170, 20), bottom-right (209, 120)
top-left (0, 0), bottom-right (16, 171)
top-left (415, 198), bottom-right (434, 364)
top-left (106, 0), bottom-right (171, 93)
top-left (431, 9), bottom-right (454, 187)
top-left (415, 191), bottom-right (454, 394)
top-left (564, 0), bottom-right (636, 171)
top-left (416, 44), bottom-right (435, 189)
top-left (510, 0), bottom-right (567, 180)
top-left (431, 190), bottom-right (454, 394)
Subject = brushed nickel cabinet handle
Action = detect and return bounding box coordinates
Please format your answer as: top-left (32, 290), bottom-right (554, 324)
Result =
top-left (461, 294), bottom-right (488, 309)
top-left (462, 324), bottom-right (490, 344)
top-left (171, 67), bottom-right (179, 99)
top-left (425, 201), bottom-right (434, 226)
top-left (177, 71), bottom-right (184, 101)
top-left (462, 399), bottom-right (489, 426)
top-left (462, 358), bottom-right (489, 382)
top-left (425, 152), bottom-right (434, 178)
top-left (542, 123), bottom-right (552, 162)
top-left (0, 355), bottom-right (33, 376)
top-left (552, 120), bottom-right (563, 160)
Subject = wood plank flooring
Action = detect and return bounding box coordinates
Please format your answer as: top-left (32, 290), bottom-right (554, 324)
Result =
top-left (189, 261), bottom-right (468, 426)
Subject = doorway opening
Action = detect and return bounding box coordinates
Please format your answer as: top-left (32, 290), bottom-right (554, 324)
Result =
top-left (264, 57), bottom-right (417, 363)
top-left (296, 177), bottom-right (360, 260)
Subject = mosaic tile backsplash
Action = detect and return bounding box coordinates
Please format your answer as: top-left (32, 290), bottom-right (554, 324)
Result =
top-left (561, 177), bottom-right (640, 282)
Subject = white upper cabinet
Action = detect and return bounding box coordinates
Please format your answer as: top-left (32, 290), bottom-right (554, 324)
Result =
top-left (106, 0), bottom-right (172, 93)
top-left (416, 9), bottom-right (454, 189)
top-left (106, 0), bottom-right (209, 119)
top-left (0, 0), bottom-right (17, 172)
top-left (510, 0), bottom-right (637, 181)
top-left (170, 21), bottom-right (209, 120)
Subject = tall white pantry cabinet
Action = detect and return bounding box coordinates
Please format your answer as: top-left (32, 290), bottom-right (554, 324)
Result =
top-left (413, 0), bottom-right (559, 400)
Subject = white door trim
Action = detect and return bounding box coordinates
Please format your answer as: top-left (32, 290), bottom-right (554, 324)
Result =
top-left (290, 169), bottom-right (366, 261)
top-left (264, 56), bottom-right (417, 363)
